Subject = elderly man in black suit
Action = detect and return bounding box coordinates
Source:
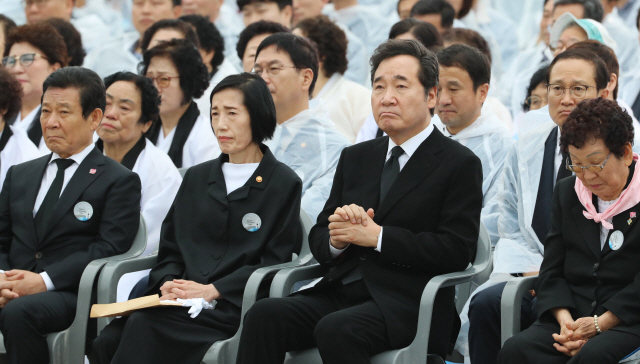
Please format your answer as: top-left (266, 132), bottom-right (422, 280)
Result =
top-left (0, 67), bottom-right (141, 364)
top-left (235, 39), bottom-right (484, 364)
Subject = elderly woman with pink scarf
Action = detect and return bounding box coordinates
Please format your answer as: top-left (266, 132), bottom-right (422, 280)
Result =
top-left (499, 97), bottom-right (640, 364)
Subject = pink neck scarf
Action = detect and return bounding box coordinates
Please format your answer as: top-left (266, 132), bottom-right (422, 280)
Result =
top-left (575, 153), bottom-right (640, 229)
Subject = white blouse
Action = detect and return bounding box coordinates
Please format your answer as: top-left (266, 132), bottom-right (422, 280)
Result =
top-left (221, 162), bottom-right (259, 194)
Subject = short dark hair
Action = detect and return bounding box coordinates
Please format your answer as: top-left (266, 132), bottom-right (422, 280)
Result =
top-left (43, 18), bottom-right (86, 67)
top-left (554, 0), bottom-right (604, 22)
top-left (42, 67), bottom-right (106, 119)
top-left (442, 28), bottom-right (492, 65)
top-left (295, 15), bottom-right (347, 77)
top-left (140, 19), bottom-right (200, 53)
top-left (180, 14), bottom-right (225, 76)
top-left (410, 0), bottom-right (455, 29)
top-left (237, 0), bottom-right (291, 10)
top-left (0, 66), bottom-right (23, 121)
top-left (546, 47), bottom-right (609, 92)
top-left (567, 40), bottom-right (618, 99)
top-left (210, 73), bottom-right (277, 144)
top-left (436, 43), bottom-right (490, 90)
top-left (457, 0), bottom-right (474, 19)
top-left (370, 39), bottom-right (439, 96)
top-left (256, 33), bottom-right (319, 97)
top-left (236, 20), bottom-right (290, 60)
top-left (0, 15), bottom-right (17, 54)
top-left (561, 98), bottom-right (634, 158)
top-left (4, 23), bottom-right (68, 67)
top-left (104, 71), bottom-right (161, 128)
top-left (141, 38), bottom-right (210, 104)
top-left (524, 64), bottom-right (549, 112)
top-left (389, 18), bottom-right (443, 52)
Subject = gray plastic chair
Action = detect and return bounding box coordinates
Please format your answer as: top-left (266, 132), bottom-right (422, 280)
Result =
top-left (178, 167), bottom-right (189, 178)
top-left (0, 215), bottom-right (147, 364)
top-left (500, 276), bottom-right (640, 363)
top-left (269, 223), bottom-right (492, 364)
top-left (95, 209), bottom-right (315, 364)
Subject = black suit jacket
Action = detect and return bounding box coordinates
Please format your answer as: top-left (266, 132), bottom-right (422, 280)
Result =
top-left (535, 171), bottom-right (640, 336)
top-left (307, 129), bottom-right (484, 348)
top-left (0, 147), bottom-right (141, 293)
top-left (146, 145), bottom-right (303, 309)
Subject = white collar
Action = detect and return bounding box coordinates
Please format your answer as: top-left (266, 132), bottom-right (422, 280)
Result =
top-left (387, 122), bottom-right (434, 159)
top-left (49, 143), bottom-right (95, 165)
top-left (315, 73), bottom-right (342, 99)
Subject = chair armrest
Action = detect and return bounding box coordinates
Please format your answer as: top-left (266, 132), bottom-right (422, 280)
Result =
top-left (403, 265), bottom-right (487, 363)
top-left (500, 276), bottom-right (537, 346)
top-left (269, 264), bottom-right (328, 298)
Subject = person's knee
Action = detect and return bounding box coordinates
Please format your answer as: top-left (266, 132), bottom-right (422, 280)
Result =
top-left (497, 334), bottom-right (527, 363)
top-left (0, 298), bottom-right (35, 330)
top-left (568, 342), bottom-right (617, 364)
top-left (243, 298), bottom-right (288, 330)
top-left (469, 284), bottom-right (503, 323)
top-left (89, 319), bottom-right (126, 364)
top-left (314, 314), bottom-right (358, 350)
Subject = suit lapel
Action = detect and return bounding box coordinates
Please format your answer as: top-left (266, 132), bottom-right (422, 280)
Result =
top-left (573, 205), bottom-right (602, 258)
top-left (208, 157), bottom-right (228, 207)
top-left (361, 137), bottom-right (388, 212)
top-left (23, 155), bottom-right (50, 249)
top-left (41, 148), bottom-right (105, 240)
top-left (375, 129), bottom-right (443, 222)
top-left (602, 206), bottom-right (639, 256)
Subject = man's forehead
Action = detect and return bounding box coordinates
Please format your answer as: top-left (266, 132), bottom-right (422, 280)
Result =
top-left (255, 45), bottom-right (292, 63)
top-left (42, 87), bottom-right (81, 104)
top-left (550, 59), bottom-right (596, 84)
top-left (374, 55), bottom-right (420, 79)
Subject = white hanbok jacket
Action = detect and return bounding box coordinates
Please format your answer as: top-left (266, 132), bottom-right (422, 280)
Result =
top-left (265, 107), bottom-right (350, 222)
top-left (195, 58), bottom-right (239, 118)
top-left (0, 126), bottom-right (41, 190)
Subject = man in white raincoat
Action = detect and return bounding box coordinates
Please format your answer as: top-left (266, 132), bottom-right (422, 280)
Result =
top-left (434, 44), bottom-right (513, 247)
top-left (463, 47), bottom-right (612, 364)
top-left (254, 33), bottom-right (350, 222)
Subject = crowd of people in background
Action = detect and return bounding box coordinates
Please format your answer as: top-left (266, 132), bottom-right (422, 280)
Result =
top-left (2, 0), bottom-right (640, 363)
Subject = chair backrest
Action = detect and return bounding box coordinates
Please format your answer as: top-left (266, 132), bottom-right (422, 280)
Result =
top-left (297, 209), bottom-right (314, 264)
top-left (127, 215), bottom-right (148, 258)
top-left (178, 167), bottom-right (188, 178)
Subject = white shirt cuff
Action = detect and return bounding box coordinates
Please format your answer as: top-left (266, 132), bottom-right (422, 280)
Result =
top-left (375, 227), bottom-right (383, 252)
top-left (329, 239), bottom-right (349, 258)
top-left (40, 272), bottom-right (56, 291)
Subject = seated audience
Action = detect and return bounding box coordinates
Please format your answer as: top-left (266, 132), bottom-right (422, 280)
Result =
top-left (294, 15), bottom-right (371, 143)
top-left (435, 44), bottom-right (514, 246)
top-left (141, 39), bottom-right (220, 168)
top-left (523, 65), bottom-right (550, 113)
top-left (499, 97), bottom-right (640, 364)
top-left (84, 0), bottom-right (181, 79)
top-left (410, 0), bottom-right (455, 34)
top-left (235, 38), bottom-right (483, 364)
top-left (239, 0), bottom-right (293, 27)
top-left (253, 33), bottom-right (350, 221)
top-left (466, 48), bottom-right (610, 364)
top-left (389, 17), bottom-right (444, 52)
top-left (0, 66), bottom-right (142, 364)
top-left (181, 15), bottom-right (238, 119)
top-left (0, 65), bottom-right (41, 189)
top-left (42, 18), bottom-right (85, 67)
top-left (89, 72), bottom-right (303, 364)
top-left (3, 22), bottom-right (69, 154)
top-left (139, 18), bottom-right (200, 52)
top-left (236, 20), bottom-right (290, 72)
top-left (97, 71), bottom-right (182, 301)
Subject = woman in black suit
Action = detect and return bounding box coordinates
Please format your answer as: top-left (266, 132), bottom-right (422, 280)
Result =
top-left (499, 98), bottom-right (640, 364)
top-left (89, 73), bottom-right (303, 364)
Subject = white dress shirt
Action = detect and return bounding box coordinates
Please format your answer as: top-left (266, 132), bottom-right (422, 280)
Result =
top-left (553, 126), bottom-right (563, 183)
top-left (33, 143), bottom-right (95, 291)
top-left (329, 122), bottom-right (435, 257)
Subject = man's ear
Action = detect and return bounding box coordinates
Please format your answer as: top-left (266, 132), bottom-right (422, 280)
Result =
top-left (477, 83), bottom-right (489, 104)
top-left (141, 120), bottom-right (153, 133)
top-left (301, 68), bottom-right (314, 92)
top-left (89, 108), bottom-right (103, 131)
top-left (426, 86), bottom-right (438, 109)
top-left (282, 5), bottom-right (293, 27)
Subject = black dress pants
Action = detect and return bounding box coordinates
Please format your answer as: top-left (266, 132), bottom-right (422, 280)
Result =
top-left (498, 322), bottom-right (640, 364)
top-left (236, 280), bottom-right (424, 364)
top-left (468, 282), bottom-right (537, 364)
top-left (0, 291), bottom-right (76, 364)
top-left (89, 301), bottom-right (240, 364)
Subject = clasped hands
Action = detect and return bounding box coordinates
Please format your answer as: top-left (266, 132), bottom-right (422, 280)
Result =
top-left (0, 270), bottom-right (47, 308)
top-left (551, 309), bottom-right (619, 357)
top-left (159, 279), bottom-right (220, 303)
top-left (328, 204), bottom-right (382, 250)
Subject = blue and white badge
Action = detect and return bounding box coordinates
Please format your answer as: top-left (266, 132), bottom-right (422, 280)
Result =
top-left (242, 213), bottom-right (261, 232)
top-left (609, 230), bottom-right (624, 250)
top-left (73, 202), bottom-right (93, 221)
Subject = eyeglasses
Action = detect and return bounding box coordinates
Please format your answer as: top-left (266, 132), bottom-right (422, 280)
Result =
top-left (547, 84), bottom-right (596, 99)
top-left (525, 95), bottom-right (547, 109)
top-left (146, 75), bottom-right (179, 88)
top-left (566, 153), bottom-right (612, 173)
top-left (253, 65), bottom-right (297, 77)
top-left (2, 53), bottom-right (47, 69)
top-left (21, 0), bottom-right (52, 7)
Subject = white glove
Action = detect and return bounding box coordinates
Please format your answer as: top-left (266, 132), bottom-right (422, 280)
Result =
top-left (176, 298), bottom-right (216, 318)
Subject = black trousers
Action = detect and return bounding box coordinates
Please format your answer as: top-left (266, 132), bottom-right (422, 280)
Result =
top-left (498, 322), bottom-right (640, 364)
top-left (89, 301), bottom-right (240, 364)
top-left (468, 282), bottom-right (538, 364)
top-left (0, 291), bottom-right (76, 364)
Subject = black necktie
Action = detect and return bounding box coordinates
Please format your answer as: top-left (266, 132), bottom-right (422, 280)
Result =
top-left (34, 159), bottom-right (75, 241)
top-left (380, 146), bottom-right (404, 202)
top-left (532, 128), bottom-right (558, 245)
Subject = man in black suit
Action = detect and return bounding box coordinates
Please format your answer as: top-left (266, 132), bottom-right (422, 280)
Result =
top-left (235, 39), bottom-right (484, 363)
top-left (0, 66), bottom-right (141, 364)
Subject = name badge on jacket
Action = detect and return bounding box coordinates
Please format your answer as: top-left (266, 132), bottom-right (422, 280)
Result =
top-left (74, 202), bottom-right (93, 221)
